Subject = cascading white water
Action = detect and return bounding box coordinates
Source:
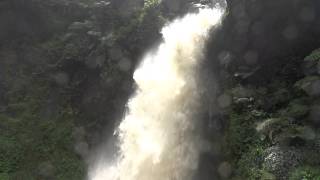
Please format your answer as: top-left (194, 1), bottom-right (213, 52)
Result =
top-left (89, 6), bottom-right (224, 180)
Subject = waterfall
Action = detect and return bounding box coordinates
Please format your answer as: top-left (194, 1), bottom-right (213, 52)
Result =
top-left (89, 6), bottom-right (224, 180)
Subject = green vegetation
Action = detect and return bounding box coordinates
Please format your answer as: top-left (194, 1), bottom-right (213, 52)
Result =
top-left (225, 49), bottom-right (320, 179)
top-left (289, 166), bottom-right (320, 180)
top-left (225, 111), bottom-right (264, 159)
top-left (236, 146), bottom-right (265, 179)
top-left (0, 73), bottom-right (85, 179)
top-left (0, 0), bottom-right (168, 179)
top-left (304, 49), bottom-right (320, 63)
top-left (2, 0), bottom-right (320, 180)
top-left (225, 102), bottom-right (269, 179)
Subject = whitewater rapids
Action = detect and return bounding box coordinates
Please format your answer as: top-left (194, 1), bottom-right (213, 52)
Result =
top-left (89, 7), bottom-right (224, 180)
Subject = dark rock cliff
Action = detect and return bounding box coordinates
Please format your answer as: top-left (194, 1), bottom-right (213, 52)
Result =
top-left (207, 0), bottom-right (320, 85)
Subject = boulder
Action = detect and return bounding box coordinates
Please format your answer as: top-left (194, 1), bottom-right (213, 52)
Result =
top-left (256, 118), bottom-right (282, 135)
top-left (282, 99), bottom-right (309, 119)
top-left (263, 146), bottom-right (302, 179)
top-left (298, 126), bottom-right (316, 141)
top-left (37, 162), bottom-right (55, 179)
top-left (295, 76), bottom-right (320, 96)
top-left (303, 48), bottom-right (320, 76)
top-left (217, 161), bottom-right (232, 179)
top-left (256, 118), bottom-right (283, 141)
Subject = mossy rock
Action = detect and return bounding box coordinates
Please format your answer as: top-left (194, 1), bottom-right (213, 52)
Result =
top-left (256, 118), bottom-right (283, 134)
top-left (303, 48), bottom-right (320, 76)
top-left (285, 104), bottom-right (309, 119)
top-left (305, 49), bottom-right (320, 62)
top-left (256, 116), bottom-right (315, 145)
top-left (295, 76), bottom-right (320, 96)
top-left (280, 99), bottom-right (310, 119)
top-left (263, 146), bottom-right (302, 179)
top-left (256, 118), bottom-right (292, 142)
top-left (271, 126), bottom-right (315, 146)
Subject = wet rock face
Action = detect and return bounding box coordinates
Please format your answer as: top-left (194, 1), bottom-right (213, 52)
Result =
top-left (263, 146), bottom-right (302, 179)
top-left (217, 161), bottom-right (232, 179)
top-left (37, 162), bottom-right (55, 179)
top-left (208, 0), bottom-right (320, 84)
top-left (194, 153), bottom-right (220, 180)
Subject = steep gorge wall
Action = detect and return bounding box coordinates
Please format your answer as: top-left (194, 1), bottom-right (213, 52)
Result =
top-left (1, 0), bottom-right (320, 179)
top-left (207, 0), bottom-right (320, 85)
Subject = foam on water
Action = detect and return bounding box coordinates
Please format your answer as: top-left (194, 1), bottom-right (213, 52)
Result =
top-left (89, 7), bottom-right (224, 180)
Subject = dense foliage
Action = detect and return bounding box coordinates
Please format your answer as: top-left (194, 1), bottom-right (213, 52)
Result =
top-left (0, 0), bottom-right (165, 179)
top-left (223, 49), bottom-right (320, 179)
